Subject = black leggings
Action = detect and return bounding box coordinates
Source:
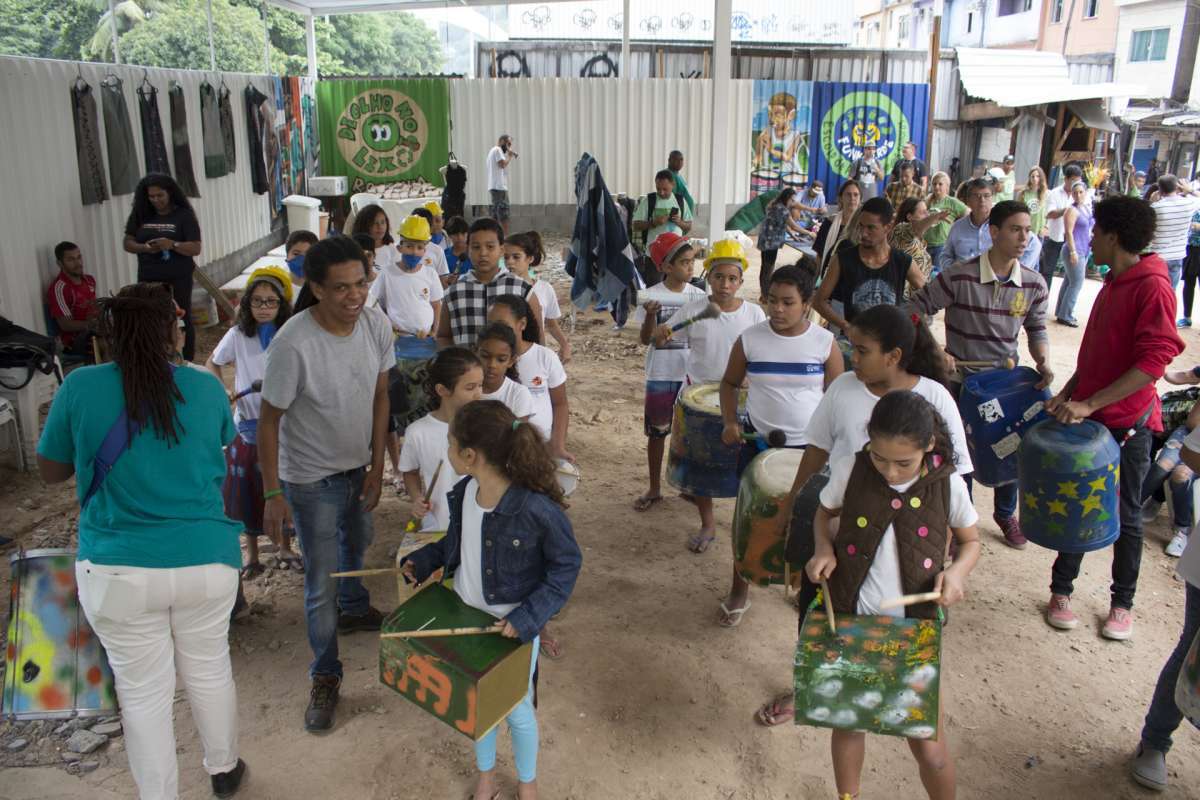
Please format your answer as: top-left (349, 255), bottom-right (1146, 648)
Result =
top-left (759, 248), bottom-right (779, 298)
top-left (1186, 275), bottom-right (1197, 319)
top-left (139, 269), bottom-right (195, 361)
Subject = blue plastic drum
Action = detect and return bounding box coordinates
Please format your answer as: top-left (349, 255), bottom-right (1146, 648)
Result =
top-left (1018, 419), bottom-right (1121, 553)
top-left (958, 367), bottom-right (1051, 487)
top-left (667, 383), bottom-right (743, 498)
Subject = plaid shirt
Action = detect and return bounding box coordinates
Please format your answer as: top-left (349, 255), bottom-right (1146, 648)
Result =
top-left (445, 271), bottom-right (532, 346)
top-left (885, 180), bottom-right (924, 209)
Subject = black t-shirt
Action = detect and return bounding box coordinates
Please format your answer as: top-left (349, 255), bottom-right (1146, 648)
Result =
top-left (891, 157), bottom-right (928, 183)
top-left (125, 206), bottom-right (201, 280)
top-left (835, 245), bottom-right (912, 322)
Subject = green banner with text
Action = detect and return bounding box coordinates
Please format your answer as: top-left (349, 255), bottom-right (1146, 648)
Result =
top-left (316, 79), bottom-right (449, 193)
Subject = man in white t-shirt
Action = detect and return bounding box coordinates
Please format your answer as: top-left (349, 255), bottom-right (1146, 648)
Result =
top-left (987, 154), bottom-right (1016, 202)
top-left (1040, 165), bottom-right (1083, 292)
top-left (486, 134), bottom-right (517, 235)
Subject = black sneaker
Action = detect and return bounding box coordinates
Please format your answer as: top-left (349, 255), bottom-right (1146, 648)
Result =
top-left (211, 759), bottom-right (247, 798)
top-left (337, 605), bottom-right (384, 633)
top-left (305, 675), bottom-right (340, 733)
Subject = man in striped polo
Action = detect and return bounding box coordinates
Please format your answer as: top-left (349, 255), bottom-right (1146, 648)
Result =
top-left (905, 200), bottom-right (1054, 549)
top-left (1149, 175), bottom-right (1200, 293)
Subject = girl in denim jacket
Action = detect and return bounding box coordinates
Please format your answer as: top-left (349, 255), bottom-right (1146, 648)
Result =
top-left (401, 399), bottom-right (582, 800)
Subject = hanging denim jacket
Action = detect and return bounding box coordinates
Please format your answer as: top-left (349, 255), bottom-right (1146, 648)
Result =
top-left (402, 478), bottom-right (582, 642)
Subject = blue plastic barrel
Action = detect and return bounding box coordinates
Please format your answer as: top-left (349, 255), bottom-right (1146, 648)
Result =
top-left (957, 367), bottom-right (1051, 487)
top-left (1018, 419), bottom-right (1121, 553)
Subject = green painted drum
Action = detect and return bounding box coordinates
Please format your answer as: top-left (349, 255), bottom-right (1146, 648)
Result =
top-left (379, 583), bottom-right (533, 741)
top-left (732, 448), bottom-right (805, 588)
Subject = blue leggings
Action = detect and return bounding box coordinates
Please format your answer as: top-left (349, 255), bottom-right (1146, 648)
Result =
top-left (475, 636), bottom-right (539, 782)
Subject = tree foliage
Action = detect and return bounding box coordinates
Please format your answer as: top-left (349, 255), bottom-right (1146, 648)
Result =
top-left (0, 0), bottom-right (444, 76)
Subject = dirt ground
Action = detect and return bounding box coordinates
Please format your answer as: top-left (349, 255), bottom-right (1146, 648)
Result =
top-left (3, 243), bottom-right (1200, 800)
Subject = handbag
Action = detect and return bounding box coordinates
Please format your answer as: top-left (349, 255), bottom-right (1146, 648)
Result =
top-left (0, 316), bottom-right (61, 390)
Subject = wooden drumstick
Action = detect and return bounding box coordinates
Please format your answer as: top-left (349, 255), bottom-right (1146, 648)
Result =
top-left (878, 591), bottom-right (942, 610)
top-left (331, 567), bottom-right (400, 578)
top-left (380, 623), bottom-right (505, 639)
top-left (955, 357), bottom-right (1015, 370)
top-left (405, 461), bottom-right (444, 533)
top-left (819, 579), bottom-right (836, 635)
top-left (741, 429), bottom-right (787, 447)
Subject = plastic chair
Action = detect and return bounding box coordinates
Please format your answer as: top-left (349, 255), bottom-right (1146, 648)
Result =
top-left (0, 397), bottom-right (22, 470)
top-left (43, 305), bottom-right (88, 369)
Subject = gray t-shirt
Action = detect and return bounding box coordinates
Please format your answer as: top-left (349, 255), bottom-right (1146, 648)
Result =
top-left (262, 307), bottom-right (396, 484)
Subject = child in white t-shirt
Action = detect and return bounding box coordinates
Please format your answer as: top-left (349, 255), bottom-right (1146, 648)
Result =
top-left (488, 294), bottom-right (572, 461)
top-left (399, 348), bottom-right (484, 532)
top-left (412, 207), bottom-right (450, 286)
top-left (475, 322), bottom-right (535, 422)
top-left (503, 231), bottom-right (572, 363)
top-left (807, 390), bottom-right (980, 800)
top-left (655, 241), bottom-right (766, 553)
top-left (352, 203), bottom-right (398, 273)
top-left (633, 232), bottom-right (706, 512)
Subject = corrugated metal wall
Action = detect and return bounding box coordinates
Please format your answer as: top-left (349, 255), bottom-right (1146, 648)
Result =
top-left (0, 56), bottom-right (274, 333)
top-left (1066, 58), bottom-right (1115, 86)
top-left (449, 78), bottom-right (753, 206)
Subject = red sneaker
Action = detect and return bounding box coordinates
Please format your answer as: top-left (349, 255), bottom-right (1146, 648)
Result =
top-left (1102, 607), bottom-right (1134, 641)
top-left (995, 514), bottom-right (1027, 549)
top-left (1045, 594), bottom-right (1078, 630)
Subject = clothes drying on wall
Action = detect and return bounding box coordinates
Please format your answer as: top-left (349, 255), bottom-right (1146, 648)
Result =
top-left (70, 78), bottom-right (108, 206)
top-left (200, 81), bottom-right (227, 179)
top-left (137, 79), bottom-right (171, 176)
top-left (168, 82), bottom-right (200, 197)
top-left (218, 82), bottom-right (237, 174)
top-left (100, 75), bottom-right (140, 195)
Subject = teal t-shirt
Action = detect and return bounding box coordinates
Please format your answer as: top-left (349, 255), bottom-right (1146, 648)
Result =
top-left (37, 363), bottom-right (242, 569)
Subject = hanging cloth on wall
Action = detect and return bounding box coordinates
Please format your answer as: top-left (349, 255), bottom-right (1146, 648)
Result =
top-left (269, 77), bottom-right (285, 215)
top-left (137, 81), bottom-right (171, 175)
top-left (441, 159), bottom-right (467, 220)
top-left (199, 81), bottom-right (227, 179)
top-left (168, 82), bottom-right (200, 198)
top-left (70, 78), bottom-right (108, 205)
top-left (218, 83), bottom-right (237, 174)
top-left (100, 76), bottom-right (141, 195)
top-left (244, 84), bottom-right (269, 195)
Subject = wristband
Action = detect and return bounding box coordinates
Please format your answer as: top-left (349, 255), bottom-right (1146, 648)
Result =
top-left (263, 488), bottom-right (283, 501)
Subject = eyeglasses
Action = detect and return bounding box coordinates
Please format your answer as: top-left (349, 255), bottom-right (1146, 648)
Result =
top-left (250, 298), bottom-right (280, 309)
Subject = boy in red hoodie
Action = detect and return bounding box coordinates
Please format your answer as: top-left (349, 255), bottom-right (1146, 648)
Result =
top-left (1045, 195), bottom-right (1185, 641)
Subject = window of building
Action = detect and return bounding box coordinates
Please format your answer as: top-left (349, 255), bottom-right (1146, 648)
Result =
top-left (1130, 28), bottom-right (1170, 62)
top-left (1024, 0), bottom-right (1034, 9)
top-left (967, 11), bottom-right (973, 32)
top-left (1051, 0), bottom-right (1064, 23)
top-left (898, 14), bottom-right (910, 40)
top-left (997, 0), bottom-right (1021, 15)
top-left (1083, 0), bottom-right (1099, 17)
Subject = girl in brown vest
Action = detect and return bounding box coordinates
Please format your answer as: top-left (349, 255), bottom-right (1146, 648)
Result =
top-left (806, 391), bottom-right (981, 800)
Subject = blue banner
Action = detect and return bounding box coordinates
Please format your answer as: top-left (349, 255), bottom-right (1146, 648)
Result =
top-left (807, 82), bottom-right (930, 198)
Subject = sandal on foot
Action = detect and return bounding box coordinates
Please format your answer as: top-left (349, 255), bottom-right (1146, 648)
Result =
top-left (240, 563), bottom-right (265, 580)
top-left (279, 555), bottom-right (305, 572)
top-left (755, 693), bottom-right (795, 727)
top-left (633, 493), bottom-right (663, 512)
top-left (718, 600), bottom-right (752, 628)
top-left (539, 636), bottom-right (565, 660)
top-left (687, 531), bottom-right (716, 553)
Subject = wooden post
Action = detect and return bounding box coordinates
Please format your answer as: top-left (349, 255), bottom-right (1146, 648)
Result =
top-left (926, 14), bottom-right (941, 166)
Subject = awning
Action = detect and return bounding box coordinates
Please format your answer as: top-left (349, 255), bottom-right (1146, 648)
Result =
top-left (1162, 113), bottom-right (1200, 126)
top-left (956, 47), bottom-right (1148, 108)
top-left (1067, 99), bottom-right (1120, 133)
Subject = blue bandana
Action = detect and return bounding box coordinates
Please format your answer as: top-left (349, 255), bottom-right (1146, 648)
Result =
top-left (285, 255), bottom-right (305, 278)
top-left (257, 322), bottom-right (278, 351)
top-left (400, 253), bottom-right (423, 270)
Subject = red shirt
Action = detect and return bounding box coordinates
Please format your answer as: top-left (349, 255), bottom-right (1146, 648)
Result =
top-left (1071, 253), bottom-right (1184, 432)
top-left (46, 272), bottom-right (97, 347)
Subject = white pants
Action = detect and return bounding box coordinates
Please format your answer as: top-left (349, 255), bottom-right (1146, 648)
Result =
top-left (76, 561), bottom-right (240, 800)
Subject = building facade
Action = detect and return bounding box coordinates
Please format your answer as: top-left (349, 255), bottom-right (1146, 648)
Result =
top-left (1038, 0), bottom-right (1120, 55)
top-left (942, 0), bottom-right (1044, 48)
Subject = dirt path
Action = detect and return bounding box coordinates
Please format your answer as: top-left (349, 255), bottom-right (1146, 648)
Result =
top-left (2, 246), bottom-right (1199, 799)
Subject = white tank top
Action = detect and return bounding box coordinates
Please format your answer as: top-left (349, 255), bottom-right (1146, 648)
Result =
top-left (741, 320), bottom-right (834, 446)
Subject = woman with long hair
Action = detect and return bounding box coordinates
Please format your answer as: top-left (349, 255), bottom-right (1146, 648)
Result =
top-left (891, 196), bottom-right (951, 295)
top-left (1054, 181), bottom-right (1095, 327)
top-left (813, 180), bottom-right (862, 277)
top-left (37, 282), bottom-right (246, 799)
top-left (122, 174), bottom-right (203, 361)
top-left (756, 187), bottom-right (797, 297)
top-left (1020, 166), bottom-right (1050, 241)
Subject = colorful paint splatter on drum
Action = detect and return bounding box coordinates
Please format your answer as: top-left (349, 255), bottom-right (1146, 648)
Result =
top-left (732, 449), bottom-right (823, 588)
top-left (666, 383), bottom-right (745, 498)
top-left (794, 609), bottom-right (942, 739)
top-left (3, 550), bottom-right (117, 719)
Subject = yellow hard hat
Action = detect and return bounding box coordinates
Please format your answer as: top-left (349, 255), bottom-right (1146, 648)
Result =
top-left (398, 214), bottom-right (432, 242)
top-left (247, 265), bottom-right (294, 304)
top-left (703, 238), bottom-right (749, 274)
top-left (422, 200), bottom-right (443, 216)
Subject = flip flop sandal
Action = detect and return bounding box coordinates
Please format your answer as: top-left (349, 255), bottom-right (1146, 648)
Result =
top-left (755, 694), bottom-right (795, 727)
top-left (283, 555), bottom-right (305, 573)
top-left (687, 532), bottom-right (716, 553)
top-left (240, 563), bottom-right (265, 580)
top-left (632, 494), bottom-right (663, 512)
top-left (272, 556), bottom-right (290, 571)
top-left (718, 600), bottom-right (751, 628)
top-left (539, 637), bottom-right (565, 660)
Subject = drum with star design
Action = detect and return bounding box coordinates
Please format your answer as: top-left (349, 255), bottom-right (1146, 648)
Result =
top-left (1017, 419), bottom-right (1120, 553)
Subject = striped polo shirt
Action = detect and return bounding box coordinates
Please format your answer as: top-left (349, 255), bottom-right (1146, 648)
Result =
top-left (1151, 194), bottom-right (1200, 261)
top-left (740, 320), bottom-right (835, 445)
top-left (904, 249), bottom-right (1048, 373)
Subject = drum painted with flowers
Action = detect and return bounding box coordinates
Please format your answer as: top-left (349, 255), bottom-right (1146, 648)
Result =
top-left (667, 383), bottom-right (745, 498)
top-left (2, 549), bottom-right (117, 720)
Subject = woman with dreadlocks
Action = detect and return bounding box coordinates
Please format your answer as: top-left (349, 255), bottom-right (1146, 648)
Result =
top-left (36, 282), bottom-right (248, 800)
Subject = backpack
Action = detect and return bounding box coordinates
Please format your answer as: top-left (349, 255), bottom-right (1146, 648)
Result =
top-left (634, 191), bottom-right (685, 252)
top-left (1160, 387), bottom-right (1200, 434)
top-left (0, 316), bottom-right (61, 390)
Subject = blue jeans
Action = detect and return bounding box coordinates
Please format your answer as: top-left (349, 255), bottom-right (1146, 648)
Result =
top-left (1167, 258), bottom-right (1184, 291)
top-left (1054, 249), bottom-right (1086, 323)
top-left (927, 244), bottom-right (944, 274)
top-left (962, 473), bottom-right (1018, 520)
top-left (283, 467), bottom-right (375, 678)
top-left (475, 636), bottom-right (539, 782)
top-left (1040, 238), bottom-right (1064, 297)
top-left (1141, 582), bottom-right (1200, 752)
top-left (1142, 427), bottom-right (1195, 528)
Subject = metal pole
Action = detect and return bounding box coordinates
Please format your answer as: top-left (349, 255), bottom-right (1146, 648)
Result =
top-left (107, 0), bottom-right (121, 64)
top-left (206, 0), bottom-right (217, 72)
top-left (707, 0), bottom-right (732, 241)
top-left (621, 0), bottom-right (631, 79)
top-left (262, 0), bottom-right (272, 74)
top-left (305, 13), bottom-right (319, 80)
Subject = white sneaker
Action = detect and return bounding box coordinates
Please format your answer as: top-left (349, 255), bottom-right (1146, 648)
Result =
top-left (1141, 499), bottom-right (1164, 523)
top-left (1166, 530), bottom-right (1189, 558)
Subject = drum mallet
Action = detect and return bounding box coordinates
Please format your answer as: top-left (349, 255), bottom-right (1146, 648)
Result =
top-left (404, 461), bottom-right (444, 533)
top-left (819, 579), bottom-right (837, 636)
top-left (741, 429), bottom-right (787, 448)
top-left (879, 591), bottom-right (942, 610)
top-left (668, 302), bottom-right (721, 333)
top-left (230, 380), bottom-right (262, 405)
top-left (380, 622), bottom-right (505, 639)
top-left (955, 357), bottom-right (1015, 370)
